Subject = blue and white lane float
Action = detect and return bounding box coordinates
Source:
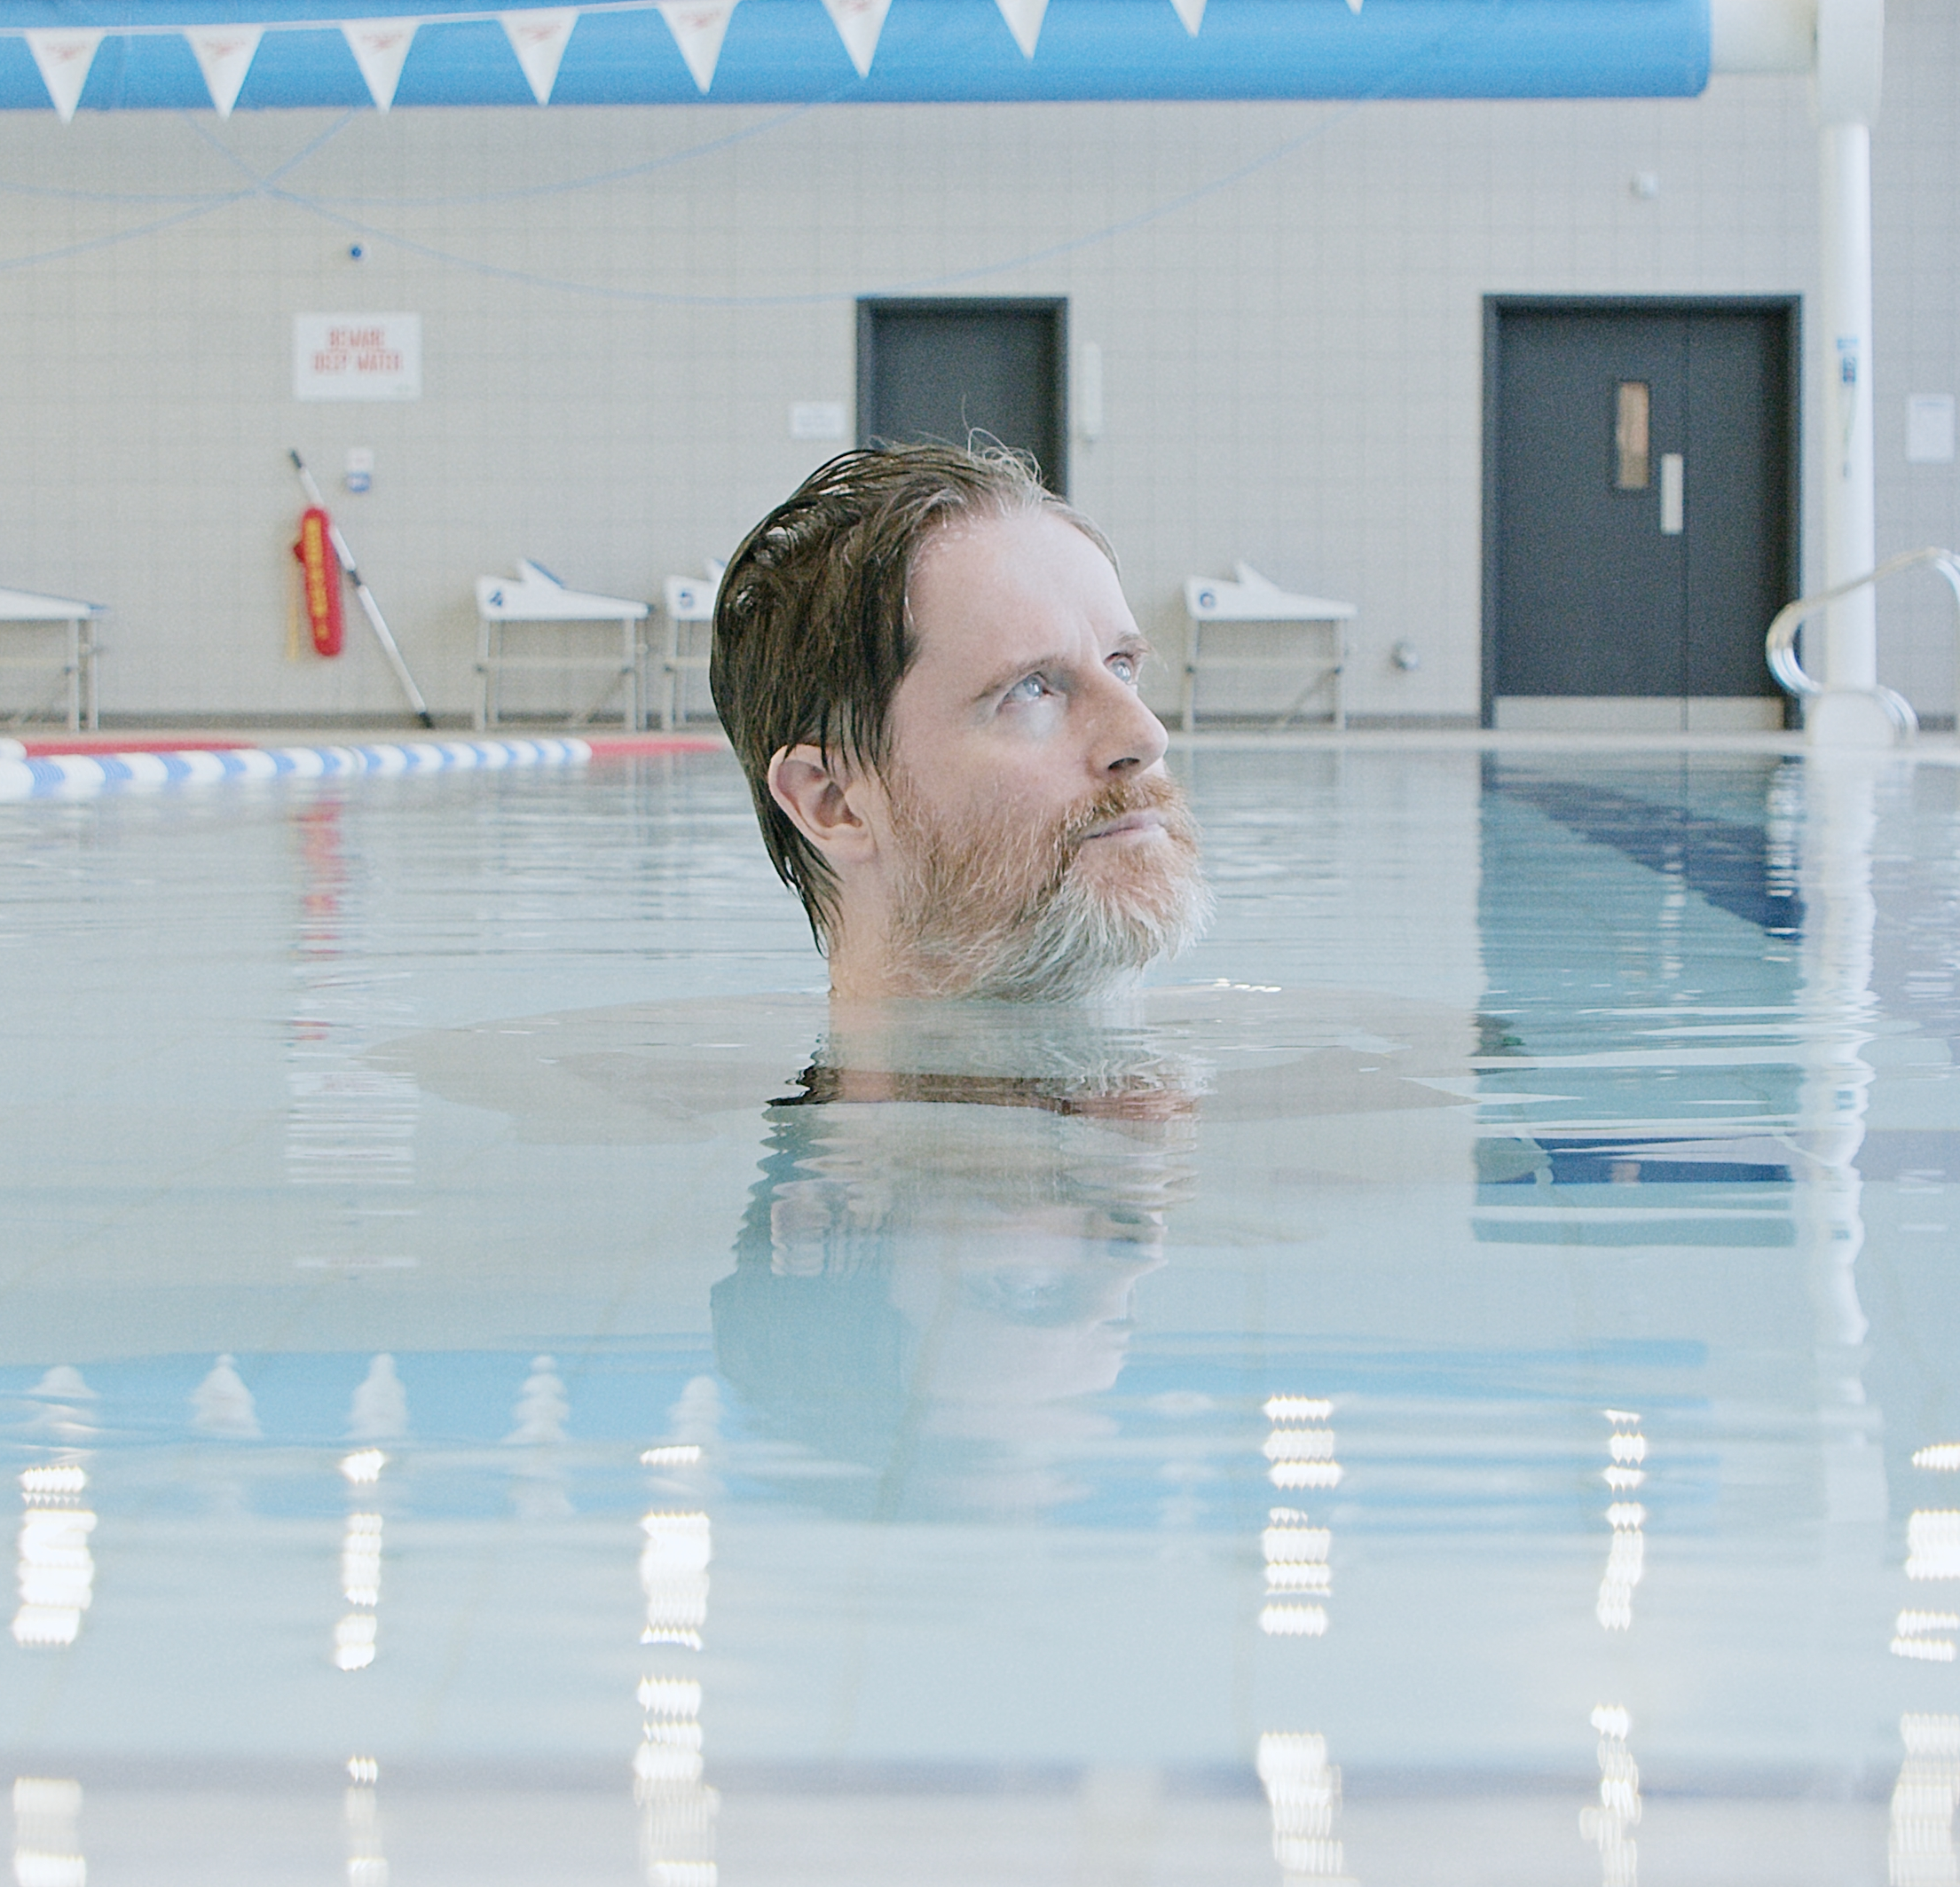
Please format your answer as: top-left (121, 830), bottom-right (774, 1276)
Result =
top-left (0, 737), bottom-right (593, 803)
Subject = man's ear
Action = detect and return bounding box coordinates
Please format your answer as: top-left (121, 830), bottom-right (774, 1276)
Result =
top-left (767, 744), bottom-right (880, 868)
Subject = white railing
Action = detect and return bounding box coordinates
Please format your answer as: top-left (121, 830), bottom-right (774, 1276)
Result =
top-left (1767, 546), bottom-right (1960, 739)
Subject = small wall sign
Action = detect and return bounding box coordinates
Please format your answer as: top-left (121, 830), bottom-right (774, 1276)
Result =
top-left (789, 401), bottom-right (847, 441)
top-left (1906, 394), bottom-right (1956, 466)
top-left (294, 313), bottom-right (421, 402)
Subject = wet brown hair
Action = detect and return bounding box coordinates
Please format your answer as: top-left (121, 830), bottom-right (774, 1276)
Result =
top-left (709, 443), bottom-right (1114, 945)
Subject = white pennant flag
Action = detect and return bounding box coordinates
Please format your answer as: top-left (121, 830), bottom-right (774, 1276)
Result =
top-left (188, 27), bottom-right (264, 119)
top-left (821, 0), bottom-right (892, 78)
top-left (500, 10), bottom-right (576, 105)
top-left (656, 0), bottom-right (738, 93)
top-left (993, 0), bottom-right (1047, 59)
top-left (343, 17), bottom-right (420, 113)
top-left (26, 30), bottom-right (102, 123)
top-left (1169, 0), bottom-right (1206, 35)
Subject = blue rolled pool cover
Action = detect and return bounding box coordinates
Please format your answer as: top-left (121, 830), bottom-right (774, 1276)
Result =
top-left (0, 0), bottom-right (1712, 112)
top-left (0, 738), bottom-right (593, 802)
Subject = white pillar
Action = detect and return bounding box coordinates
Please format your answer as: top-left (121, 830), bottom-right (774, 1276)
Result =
top-left (1817, 122), bottom-right (1877, 692)
top-left (1806, 0), bottom-right (1888, 744)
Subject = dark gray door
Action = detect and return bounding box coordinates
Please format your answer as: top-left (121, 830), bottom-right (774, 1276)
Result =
top-left (858, 298), bottom-right (1067, 494)
top-left (1484, 300), bottom-right (1797, 727)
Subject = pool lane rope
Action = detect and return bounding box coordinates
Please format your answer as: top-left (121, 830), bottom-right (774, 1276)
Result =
top-left (0, 737), bottom-right (594, 802)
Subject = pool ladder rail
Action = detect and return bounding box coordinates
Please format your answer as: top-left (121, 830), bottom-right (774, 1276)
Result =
top-left (1767, 545), bottom-right (1960, 745)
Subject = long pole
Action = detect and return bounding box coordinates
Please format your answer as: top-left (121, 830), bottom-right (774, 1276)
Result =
top-left (289, 451), bottom-right (435, 728)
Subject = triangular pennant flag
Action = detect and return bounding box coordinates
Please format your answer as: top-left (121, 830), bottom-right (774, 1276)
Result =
top-left (500, 10), bottom-right (576, 105)
top-left (821, 0), bottom-right (892, 78)
top-left (25, 30), bottom-right (102, 123)
top-left (993, 0), bottom-right (1047, 59)
top-left (655, 0), bottom-right (738, 93)
top-left (1169, 0), bottom-right (1205, 35)
top-left (187, 27), bottom-right (264, 119)
top-left (343, 17), bottom-right (420, 113)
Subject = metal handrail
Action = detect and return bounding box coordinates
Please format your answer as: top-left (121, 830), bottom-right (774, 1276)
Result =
top-left (1766, 546), bottom-right (1960, 738)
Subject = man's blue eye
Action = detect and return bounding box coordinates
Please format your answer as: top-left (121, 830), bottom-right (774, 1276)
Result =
top-left (1110, 653), bottom-right (1139, 685)
top-left (1005, 673), bottom-right (1050, 703)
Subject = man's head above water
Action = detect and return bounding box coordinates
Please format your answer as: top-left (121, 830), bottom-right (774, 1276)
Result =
top-left (711, 444), bottom-right (1211, 1003)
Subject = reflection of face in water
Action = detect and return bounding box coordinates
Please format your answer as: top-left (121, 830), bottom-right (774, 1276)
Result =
top-left (711, 1018), bottom-right (1198, 1515)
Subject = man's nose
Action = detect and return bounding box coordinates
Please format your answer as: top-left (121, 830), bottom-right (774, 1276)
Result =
top-left (1097, 672), bottom-right (1170, 774)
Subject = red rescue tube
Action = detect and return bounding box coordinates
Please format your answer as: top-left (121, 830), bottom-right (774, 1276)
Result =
top-left (294, 506), bottom-right (344, 657)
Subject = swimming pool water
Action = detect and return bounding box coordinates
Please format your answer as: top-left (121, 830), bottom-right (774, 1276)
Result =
top-left (3, 744), bottom-right (1958, 1883)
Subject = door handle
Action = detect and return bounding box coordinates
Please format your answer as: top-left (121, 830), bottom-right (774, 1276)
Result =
top-left (1659, 452), bottom-right (1684, 535)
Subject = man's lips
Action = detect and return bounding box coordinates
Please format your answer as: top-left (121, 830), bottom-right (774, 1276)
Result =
top-left (1081, 809), bottom-right (1167, 841)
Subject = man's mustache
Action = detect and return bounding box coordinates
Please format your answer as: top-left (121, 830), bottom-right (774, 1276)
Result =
top-left (1054, 773), bottom-right (1198, 858)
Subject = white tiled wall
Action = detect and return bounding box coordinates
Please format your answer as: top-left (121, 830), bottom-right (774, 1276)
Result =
top-left (0, 2), bottom-right (1952, 727)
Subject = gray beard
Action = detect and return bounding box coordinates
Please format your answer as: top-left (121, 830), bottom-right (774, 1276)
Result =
top-left (948, 857), bottom-right (1213, 1002)
top-left (885, 779), bottom-right (1214, 1003)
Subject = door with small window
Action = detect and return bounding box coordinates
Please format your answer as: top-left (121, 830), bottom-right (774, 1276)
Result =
top-left (1484, 299), bottom-right (1798, 731)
